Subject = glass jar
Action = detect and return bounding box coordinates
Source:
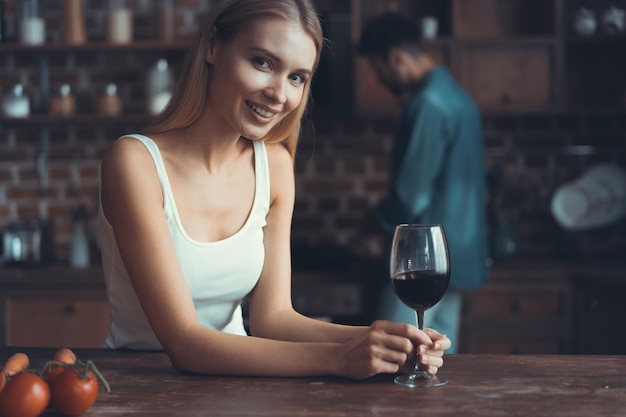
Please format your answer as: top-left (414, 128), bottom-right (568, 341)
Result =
top-left (98, 83), bottom-right (122, 116)
top-left (62, 0), bottom-right (87, 44)
top-left (157, 0), bottom-right (175, 42)
top-left (2, 84), bottom-right (30, 118)
top-left (107, 0), bottom-right (132, 44)
top-left (50, 84), bottom-right (76, 116)
top-left (147, 59), bottom-right (173, 115)
top-left (20, 0), bottom-right (45, 45)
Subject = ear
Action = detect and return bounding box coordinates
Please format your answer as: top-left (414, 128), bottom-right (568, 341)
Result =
top-left (205, 26), bottom-right (218, 64)
top-left (388, 47), bottom-right (410, 69)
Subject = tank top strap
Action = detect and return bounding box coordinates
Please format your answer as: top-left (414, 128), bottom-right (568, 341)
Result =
top-left (120, 134), bottom-right (176, 217)
top-left (251, 140), bottom-right (270, 215)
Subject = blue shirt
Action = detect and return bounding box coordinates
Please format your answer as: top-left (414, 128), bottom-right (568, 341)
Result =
top-left (376, 67), bottom-right (489, 290)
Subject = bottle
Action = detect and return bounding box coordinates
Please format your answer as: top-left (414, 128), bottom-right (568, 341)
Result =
top-left (2, 84), bottom-right (30, 118)
top-left (107, 0), bottom-right (132, 44)
top-left (70, 221), bottom-right (90, 268)
top-left (20, 0), bottom-right (45, 45)
top-left (147, 59), bottom-right (173, 115)
top-left (157, 0), bottom-right (175, 42)
top-left (50, 84), bottom-right (76, 117)
top-left (62, 0), bottom-right (87, 45)
top-left (98, 83), bottom-right (122, 116)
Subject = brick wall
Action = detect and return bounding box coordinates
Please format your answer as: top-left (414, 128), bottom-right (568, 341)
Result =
top-left (293, 113), bottom-right (626, 264)
top-left (1, 1), bottom-right (625, 264)
top-left (0, 0), bottom-right (210, 260)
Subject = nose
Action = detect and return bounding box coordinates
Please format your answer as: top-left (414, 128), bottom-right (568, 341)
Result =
top-left (264, 76), bottom-right (287, 104)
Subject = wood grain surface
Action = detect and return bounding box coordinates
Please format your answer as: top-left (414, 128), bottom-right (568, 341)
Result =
top-left (2, 348), bottom-right (624, 417)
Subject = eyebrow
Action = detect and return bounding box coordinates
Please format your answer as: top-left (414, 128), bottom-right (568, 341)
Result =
top-left (249, 47), bottom-right (313, 77)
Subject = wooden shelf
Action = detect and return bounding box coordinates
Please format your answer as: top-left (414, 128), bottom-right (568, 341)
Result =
top-left (421, 37), bottom-right (559, 49)
top-left (0, 114), bottom-right (156, 127)
top-left (347, 0), bottom-right (625, 117)
top-left (565, 34), bottom-right (626, 44)
top-left (481, 106), bottom-right (626, 115)
top-left (0, 40), bottom-right (191, 53)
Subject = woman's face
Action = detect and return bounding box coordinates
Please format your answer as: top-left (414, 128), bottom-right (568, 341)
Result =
top-left (205, 17), bottom-right (317, 141)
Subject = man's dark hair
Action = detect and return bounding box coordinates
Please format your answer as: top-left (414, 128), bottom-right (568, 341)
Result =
top-left (357, 12), bottom-right (422, 58)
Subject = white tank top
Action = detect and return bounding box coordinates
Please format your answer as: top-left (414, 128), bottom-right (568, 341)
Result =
top-left (99, 134), bottom-right (269, 350)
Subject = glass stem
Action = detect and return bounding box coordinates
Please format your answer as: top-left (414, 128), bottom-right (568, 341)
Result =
top-left (413, 309), bottom-right (429, 376)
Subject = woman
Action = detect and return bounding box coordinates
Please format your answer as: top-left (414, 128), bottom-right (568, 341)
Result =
top-left (99, 0), bottom-right (450, 379)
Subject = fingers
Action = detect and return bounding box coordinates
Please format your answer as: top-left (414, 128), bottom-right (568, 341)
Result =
top-left (418, 344), bottom-right (444, 373)
top-left (367, 327), bottom-right (414, 365)
top-left (370, 321), bottom-right (451, 357)
top-left (357, 322), bottom-right (452, 378)
top-left (416, 329), bottom-right (449, 375)
top-left (371, 320), bottom-right (433, 346)
top-left (378, 346), bottom-right (408, 369)
top-left (341, 328), bottom-right (411, 379)
top-left (423, 328), bottom-right (451, 351)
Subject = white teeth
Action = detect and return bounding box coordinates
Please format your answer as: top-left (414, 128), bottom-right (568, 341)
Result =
top-left (247, 102), bottom-right (275, 118)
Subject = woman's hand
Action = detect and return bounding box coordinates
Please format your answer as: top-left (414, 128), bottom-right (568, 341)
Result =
top-left (336, 320), bottom-right (450, 380)
top-left (399, 328), bottom-right (450, 376)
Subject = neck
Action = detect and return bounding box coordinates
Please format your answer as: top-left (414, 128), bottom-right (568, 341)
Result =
top-left (180, 113), bottom-right (248, 174)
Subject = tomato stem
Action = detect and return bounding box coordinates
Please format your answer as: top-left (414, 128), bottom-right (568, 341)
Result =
top-left (39, 359), bottom-right (111, 393)
top-left (84, 360), bottom-right (111, 393)
top-left (40, 360), bottom-right (72, 378)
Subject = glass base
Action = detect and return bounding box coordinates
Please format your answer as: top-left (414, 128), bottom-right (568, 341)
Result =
top-left (394, 373), bottom-right (448, 388)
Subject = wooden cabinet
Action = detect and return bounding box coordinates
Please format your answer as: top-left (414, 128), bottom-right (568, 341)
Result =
top-left (5, 295), bottom-right (109, 348)
top-left (459, 262), bottom-right (574, 354)
top-left (452, 0), bottom-right (556, 38)
top-left (345, 0), bottom-right (626, 116)
top-left (458, 45), bottom-right (553, 108)
top-left (451, 0), bottom-right (557, 110)
top-left (572, 270), bottom-right (626, 355)
top-left (0, 266), bottom-right (108, 348)
top-left (459, 262), bottom-right (626, 355)
top-left (0, 265), bottom-right (366, 347)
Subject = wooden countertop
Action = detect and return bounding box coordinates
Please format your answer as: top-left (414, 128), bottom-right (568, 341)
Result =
top-left (2, 347), bottom-right (625, 417)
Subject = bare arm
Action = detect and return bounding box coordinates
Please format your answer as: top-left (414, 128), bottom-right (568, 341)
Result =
top-left (246, 144), bottom-right (450, 376)
top-left (246, 143), bottom-right (363, 343)
top-left (100, 139), bottom-right (448, 379)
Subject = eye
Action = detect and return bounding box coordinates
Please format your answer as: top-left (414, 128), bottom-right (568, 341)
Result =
top-left (253, 57), bottom-right (270, 69)
top-left (289, 73), bottom-right (307, 85)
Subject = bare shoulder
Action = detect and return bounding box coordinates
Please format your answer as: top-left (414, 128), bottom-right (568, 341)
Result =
top-left (101, 136), bottom-right (156, 180)
top-left (264, 142), bottom-right (294, 203)
top-left (100, 137), bottom-right (161, 202)
top-left (264, 142), bottom-right (293, 171)
top-left (100, 136), bottom-right (163, 223)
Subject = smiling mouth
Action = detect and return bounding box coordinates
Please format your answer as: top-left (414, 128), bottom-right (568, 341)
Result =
top-left (246, 101), bottom-right (278, 119)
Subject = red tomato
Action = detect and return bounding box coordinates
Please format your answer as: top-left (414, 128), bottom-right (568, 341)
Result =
top-left (0, 372), bottom-right (50, 417)
top-left (43, 364), bottom-right (66, 384)
top-left (51, 368), bottom-right (99, 417)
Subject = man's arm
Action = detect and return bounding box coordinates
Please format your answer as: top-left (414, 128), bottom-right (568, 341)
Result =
top-left (376, 101), bottom-right (449, 233)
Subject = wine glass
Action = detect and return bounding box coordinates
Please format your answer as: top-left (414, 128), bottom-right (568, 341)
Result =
top-left (389, 224), bottom-right (451, 388)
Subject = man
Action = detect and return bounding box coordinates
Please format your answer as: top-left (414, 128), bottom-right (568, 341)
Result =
top-left (357, 12), bottom-right (489, 353)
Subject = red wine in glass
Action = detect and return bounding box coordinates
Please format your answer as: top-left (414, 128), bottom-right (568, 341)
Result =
top-left (391, 270), bottom-right (450, 312)
top-left (390, 224), bottom-right (450, 388)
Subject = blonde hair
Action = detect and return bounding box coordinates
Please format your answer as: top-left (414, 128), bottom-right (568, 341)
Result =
top-left (143, 0), bottom-right (323, 159)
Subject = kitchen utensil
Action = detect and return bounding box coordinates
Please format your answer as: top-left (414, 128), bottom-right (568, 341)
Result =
top-left (2, 218), bottom-right (55, 265)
